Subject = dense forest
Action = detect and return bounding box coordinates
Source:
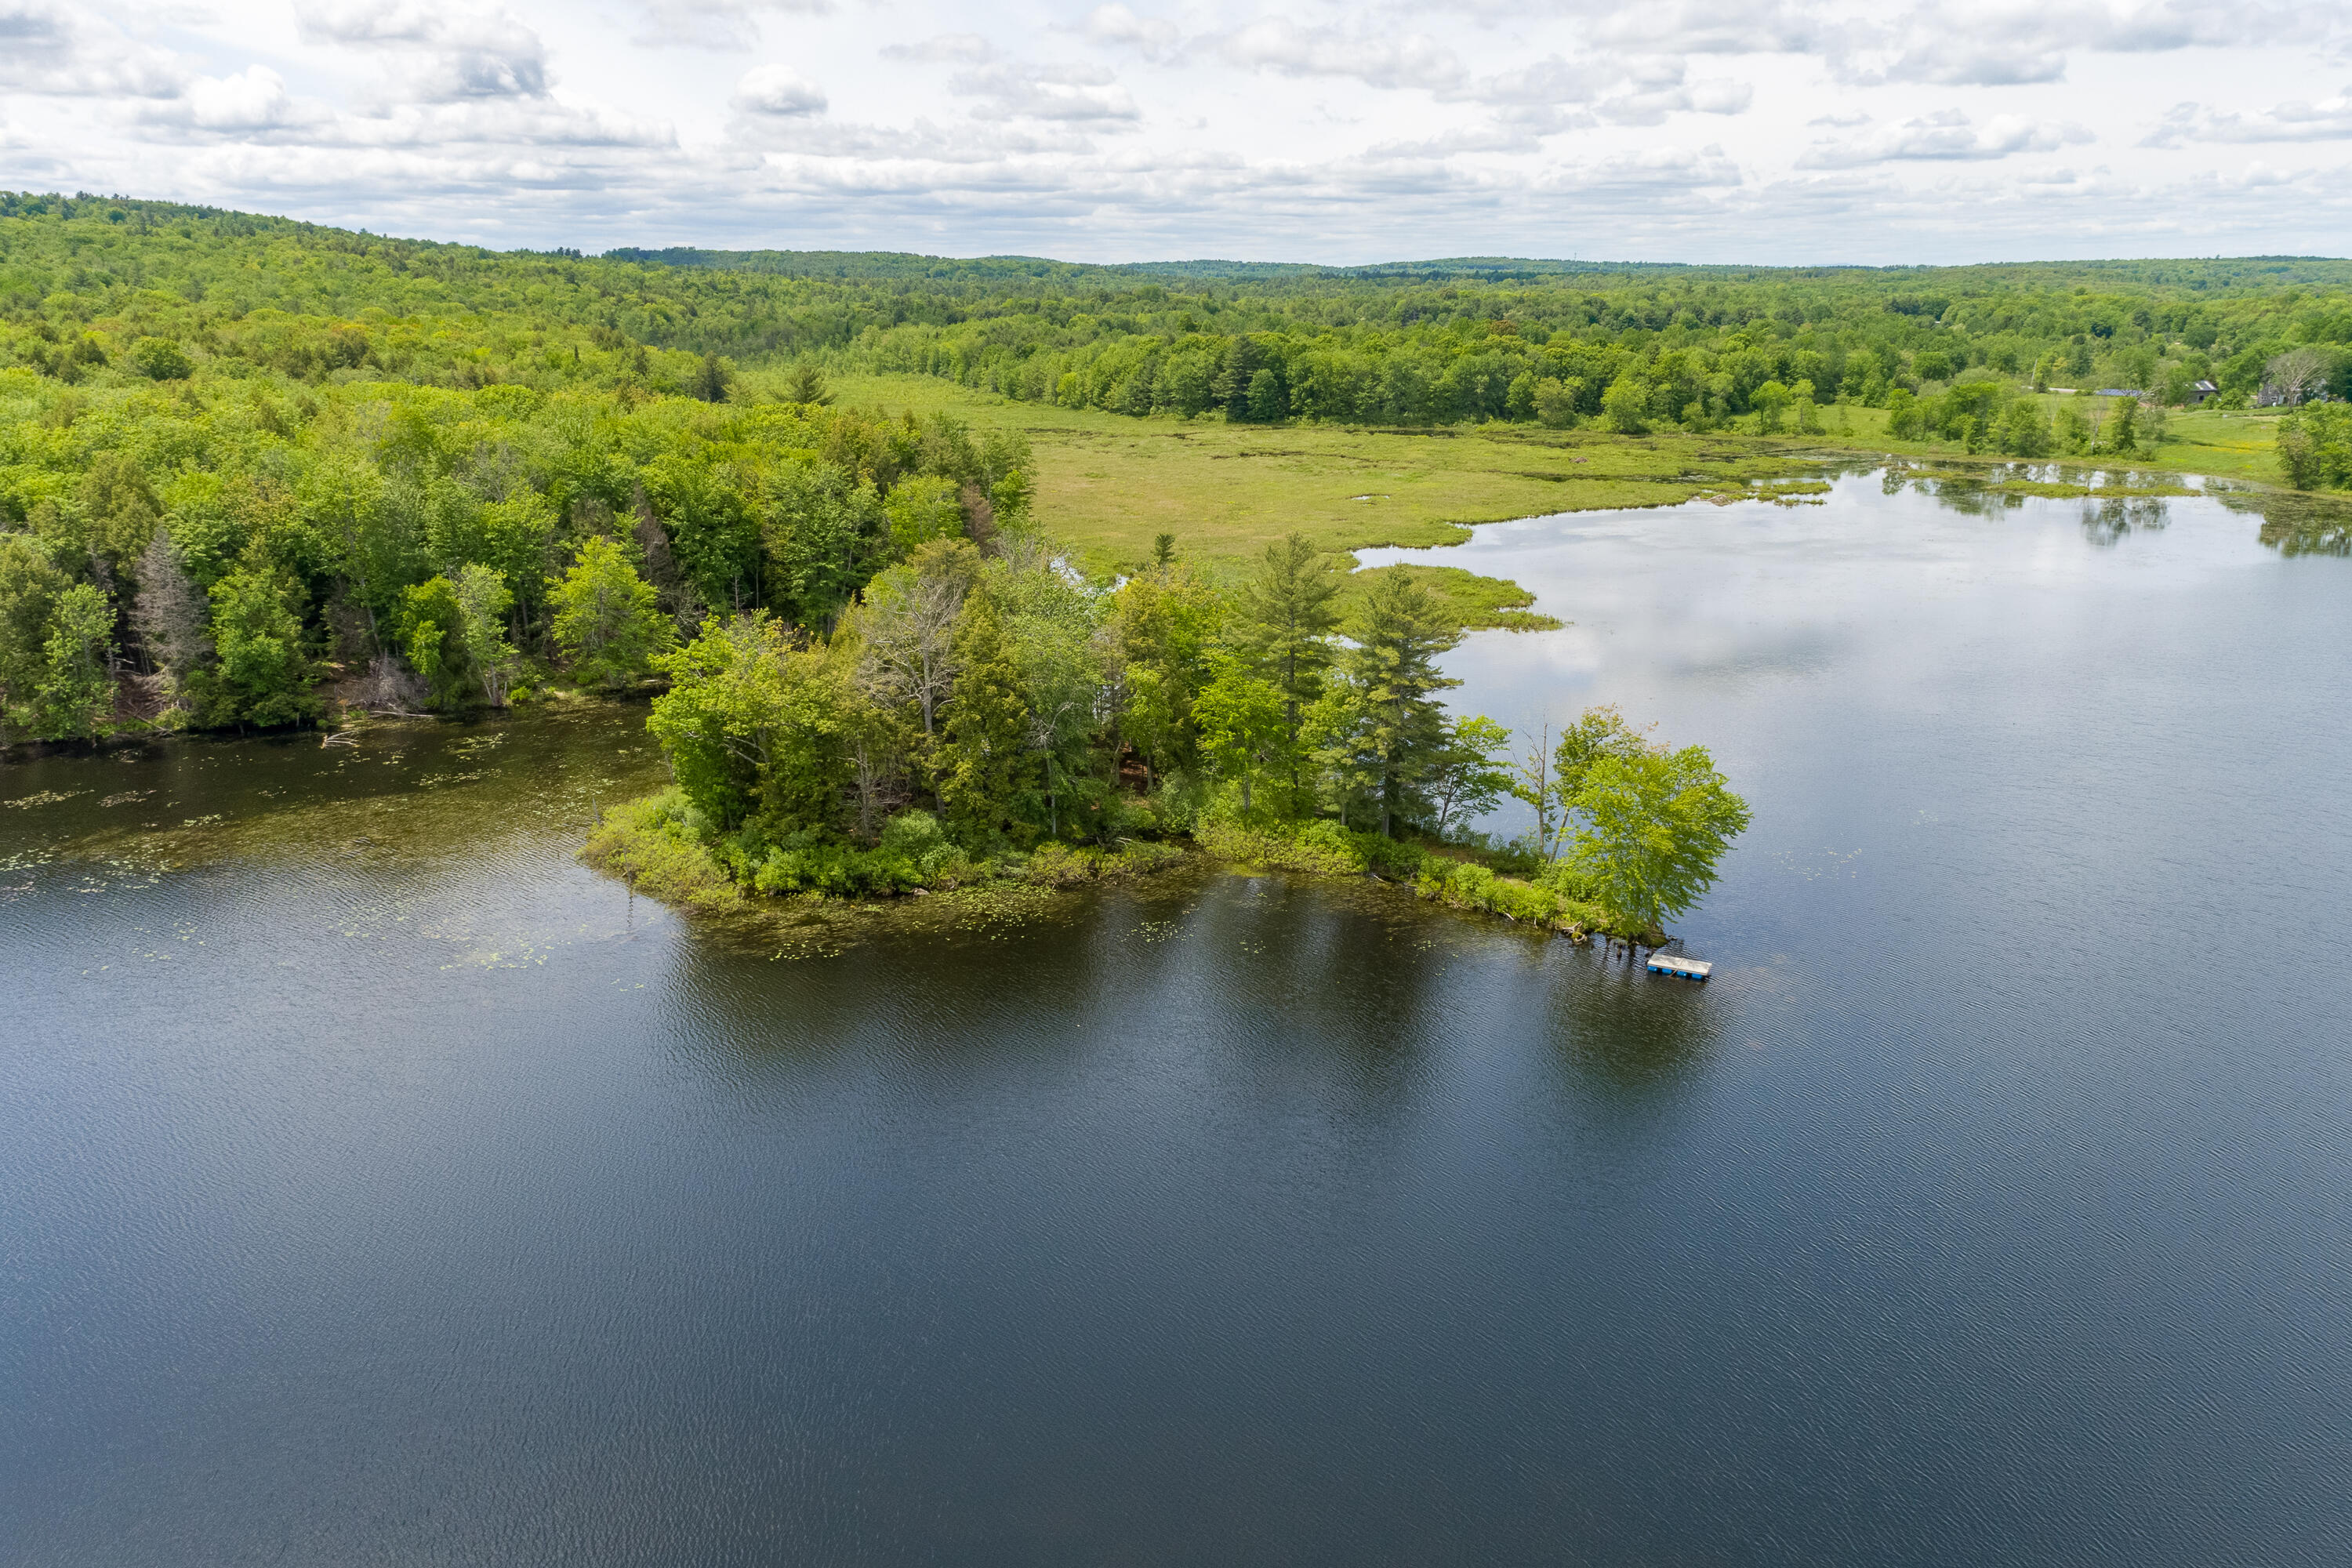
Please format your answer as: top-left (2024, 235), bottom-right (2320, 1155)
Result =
top-left (3, 190), bottom-right (2349, 766)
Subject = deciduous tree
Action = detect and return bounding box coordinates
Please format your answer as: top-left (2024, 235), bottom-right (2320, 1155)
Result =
top-left (554, 535), bottom-right (671, 691)
top-left (1566, 744), bottom-right (1751, 934)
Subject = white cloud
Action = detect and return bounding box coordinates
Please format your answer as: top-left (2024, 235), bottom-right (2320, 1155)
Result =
top-left (2143, 88), bottom-right (2352, 147)
top-left (949, 61), bottom-right (1140, 123)
top-left (1798, 109), bottom-right (2093, 167)
top-left (1589, 0), bottom-right (1824, 56)
top-left (3, 0), bottom-right (2352, 262)
top-left (0, 2), bottom-right (186, 96)
top-left (1219, 20), bottom-right (1466, 93)
top-left (140, 66), bottom-right (319, 133)
top-left (630, 2), bottom-right (832, 52)
top-left (296, 2), bottom-right (549, 100)
top-left (733, 64), bottom-right (826, 116)
top-left (880, 34), bottom-right (996, 64)
top-left (1081, 5), bottom-right (1181, 62)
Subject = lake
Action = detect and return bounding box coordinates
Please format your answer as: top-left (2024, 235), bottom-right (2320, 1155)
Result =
top-left (5, 467), bottom-right (2349, 1565)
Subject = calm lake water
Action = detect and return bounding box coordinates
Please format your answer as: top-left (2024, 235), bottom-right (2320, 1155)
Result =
top-left (5, 468), bottom-right (2350, 1565)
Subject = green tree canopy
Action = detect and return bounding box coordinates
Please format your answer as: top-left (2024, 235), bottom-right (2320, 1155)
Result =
top-left (554, 536), bottom-right (671, 691)
top-left (1566, 744), bottom-right (1752, 934)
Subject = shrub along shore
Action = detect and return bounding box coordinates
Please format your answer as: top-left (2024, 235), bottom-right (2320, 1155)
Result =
top-left (583, 792), bottom-right (1664, 944)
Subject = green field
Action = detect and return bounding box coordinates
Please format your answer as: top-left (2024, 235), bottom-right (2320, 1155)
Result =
top-left (1838, 398), bottom-right (2285, 483)
top-left (815, 372), bottom-right (1847, 626)
top-left (806, 372), bottom-right (2291, 626)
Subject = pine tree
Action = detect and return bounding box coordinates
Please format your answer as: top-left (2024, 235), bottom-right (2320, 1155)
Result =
top-left (1233, 532), bottom-right (1339, 811)
top-left (1329, 568), bottom-right (1460, 837)
top-left (132, 528), bottom-right (212, 686)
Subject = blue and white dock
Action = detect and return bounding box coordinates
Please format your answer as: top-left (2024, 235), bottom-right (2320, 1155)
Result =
top-left (1646, 951), bottom-right (1712, 981)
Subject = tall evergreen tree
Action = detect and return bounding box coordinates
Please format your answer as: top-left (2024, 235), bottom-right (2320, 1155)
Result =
top-left (1327, 568), bottom-right (1461, 837)
top-left (1233, 532), bottom-right (1340, 811)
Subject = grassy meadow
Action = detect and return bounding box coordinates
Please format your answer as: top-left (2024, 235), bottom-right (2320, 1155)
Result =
top-left (811, 371), bottom-right (1849, 626)
top-left (795, 372), bottom-right (2292, 626)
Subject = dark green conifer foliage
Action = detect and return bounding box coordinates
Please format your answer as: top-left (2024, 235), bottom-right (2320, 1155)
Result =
top-left (1334, 568), bottom-right (1461, 837)
top-left (1233, 532), bottom-right (1340, 806)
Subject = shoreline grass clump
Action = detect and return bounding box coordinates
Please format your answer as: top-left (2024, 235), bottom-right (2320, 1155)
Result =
top-left (581, 787), bottom-right (1192, 914)
top-left (579, 788), bottom-right (742, 911)
top-left (1196, 815), bottom-right (1621, 938)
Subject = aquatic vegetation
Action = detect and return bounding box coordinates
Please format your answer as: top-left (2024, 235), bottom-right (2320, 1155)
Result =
top-left (579, 789), bottom-right (742, 912)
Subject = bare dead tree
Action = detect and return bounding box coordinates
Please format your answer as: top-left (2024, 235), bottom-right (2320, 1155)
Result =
top-left (131, 528), bottom-right (210, 687)
top-left (2263, 347), bottom-right (2332, 408)
top-left (855, 543), bottom-right (977, 739)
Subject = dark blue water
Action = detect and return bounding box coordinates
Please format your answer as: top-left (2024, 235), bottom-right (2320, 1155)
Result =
top-left (5, 472), bottom-right (2349, 1564)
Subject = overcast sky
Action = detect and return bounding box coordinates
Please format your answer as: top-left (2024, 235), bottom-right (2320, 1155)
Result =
top-left (4, 2), bottom-right (2350, 264)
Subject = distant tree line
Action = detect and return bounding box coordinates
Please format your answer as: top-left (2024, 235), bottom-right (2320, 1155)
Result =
top-left (10, 193), bottom-right (2352, 434)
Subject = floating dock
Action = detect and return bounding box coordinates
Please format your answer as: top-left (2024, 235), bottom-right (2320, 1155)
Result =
top-left (1646, 951), bottom-right (1712, 982)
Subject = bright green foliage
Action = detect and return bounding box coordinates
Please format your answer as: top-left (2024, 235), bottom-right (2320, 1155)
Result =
top-left (1995, 401), bottom-right (2053, 457)
top-left (1566, 745), bottom-right (1753, 933)
top-left (1193, 650), bottom-right (1287, 818)
top-left (581, 788), bottom-right (743, 910)
top-left (398, 577), bottom-right (462, 705)
top-left (8, 191), bottom-right (2352, 742)
top-left (451, 563), bottom-right (518, 707)
top-left (991, 543), bottom-right (1104, 838)
top-left (553, 536), bottom-right (670, 690)
top-left (935, 593), bottom-right (1034, 840)
top-left (71, 452), bottom-right (164, 572)
top-left (0, 201), bottom-right (1016, 742)
top-left (1111, 564), bottom-right (1223, 788)
top-left (199, 560), bottom-right (320, 728)
top-left (2107, 396), bottom-right (2140, 455)
top-left (989, 467), bottom-right (1035, 531)
top-left (648, 613), bottom-right (850, 833)
top-left (1604, 376), bottom-right (1653, 434)
top-left (1553, 704), bottom-right (1654, 804)
top-left (0, 533), bottom-right (69, 736)
top-left (884, 477), bottom-right (962, 557)
top-left (1314, 568), bottom-right (1461, 836)
top-left (394, 564), bottom-right (517, 708)
top-left (32, 583), bottom-right (116, 738)
top-left (1416, 857), bottom-right (1609, 934)
top-left (129, 336), bottom-right (192, 380)
top-left (1426, 714), bottom-right (1515, 836)
top-left (763, 463), bottom-right (888, 629)
top-left (1506, 705), bottom-right (1651, 861)
top-left (2276, 404), bottom-right (2352, 490)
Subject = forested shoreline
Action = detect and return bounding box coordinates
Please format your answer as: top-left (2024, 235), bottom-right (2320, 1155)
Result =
top-left (586, 529), bottom-right (1749, 943)
top-left (4, 190), bottom-right (2347, 764)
